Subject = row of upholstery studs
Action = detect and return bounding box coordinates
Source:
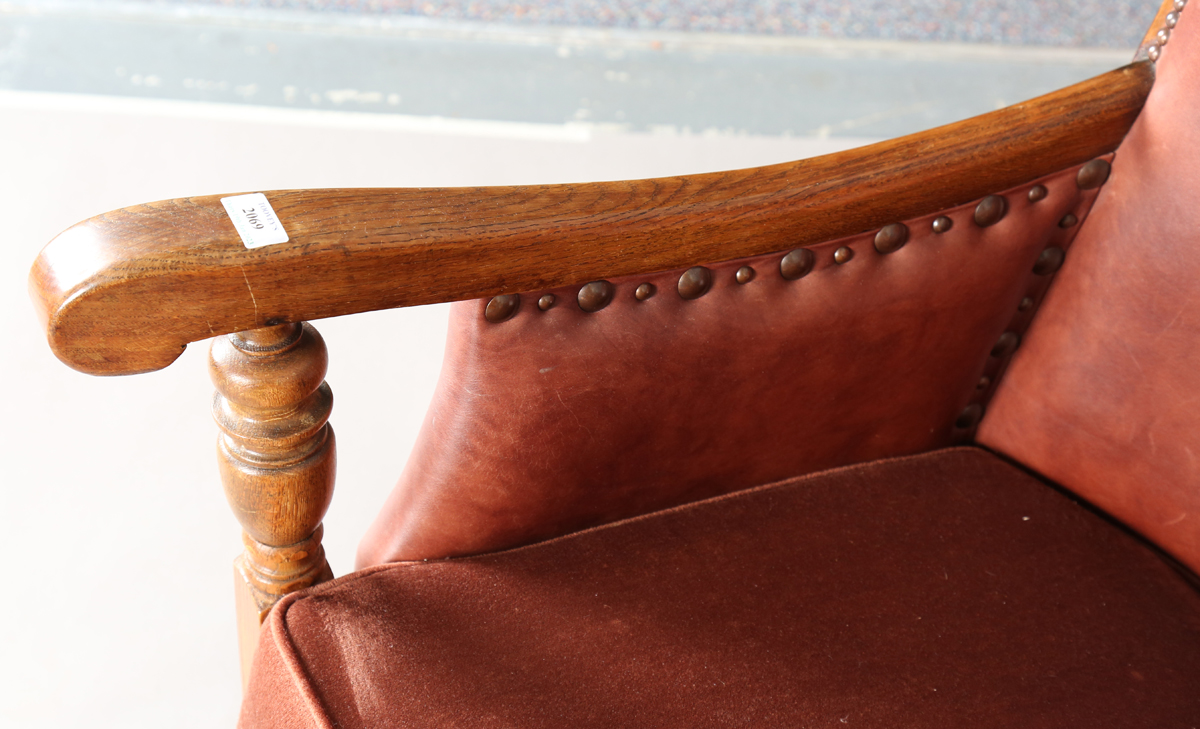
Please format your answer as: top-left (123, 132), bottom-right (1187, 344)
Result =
top-left (483, 158), bottom-right (1112, 324)
top-left (955, 313), bottom-right (1036, 429)
top-left (1147, 0), bottom-right (1187, 62)
top-left (950, 158), bottom-right (1112, 430)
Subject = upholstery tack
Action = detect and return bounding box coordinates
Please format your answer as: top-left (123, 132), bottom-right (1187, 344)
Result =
top-left (484, 295), bottom-right (520, 323)
top-left (780, 249), bottom-right (815, 280)
top-left (578, 281), bottom-right (615, 312)
top-left (974, 195), bottom-right (1007, 227)
top-left (677, 267), bottom-right (713, 300)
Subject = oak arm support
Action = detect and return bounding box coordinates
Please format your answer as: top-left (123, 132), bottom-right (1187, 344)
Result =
top-left (30, 62), bottom-right (1153, 377)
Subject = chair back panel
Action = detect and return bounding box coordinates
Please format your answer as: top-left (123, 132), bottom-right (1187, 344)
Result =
top-left (359, 164), bottom-right (1104, 566)
top-left (979, 7), bottom-right (1200, 575)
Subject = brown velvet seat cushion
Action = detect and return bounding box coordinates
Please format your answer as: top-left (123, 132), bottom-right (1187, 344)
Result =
top-left (242, 448), bottom-right (1200, 728)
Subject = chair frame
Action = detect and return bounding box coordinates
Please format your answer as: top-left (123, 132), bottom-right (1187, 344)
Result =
top-left (28, 0), bottom-right (1184, 686)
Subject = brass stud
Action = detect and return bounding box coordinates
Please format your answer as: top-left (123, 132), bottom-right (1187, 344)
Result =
top-left (931, 216), bottom-right (953, 234)
top-left (1018, 296), bottom-right (1034, 311)
top-left (484, 294), bottom-right (520, 323)
top-left (873, 223), bottom-right (909, 254)
top-left (977, 376), bottom-right (991, 390)
top-left (634, 283), bottom-right (656, 301)
top-left (577, 281), bottom-right (615, 312)
top-left (1148, 44), bottom-right (1161, 61)
top-left (1033, 247), bottom-right (1066, 275)
top-left (1166, 11), bottom-right (1179, 28)
top-left (833, 246), bottom-right (854, 264)
top-left (735, 266), bottom-right (755, 284)
top-left (1076, 159), bottom-right (1111, 189)
top-left (955, 404), bottom-right (984, 429)
top-left (1027, 185), bottom-right (1048, 202)
top-left (991, 332), bottom-right (1020, 358)
top-left (1058, 213), bottom-right (1078, 228)
top-left (780, 249), bottom-right (815, 280)
top-left (974, 195), bottom-right (1007, 227)
top-left (677, 266), bottom-right (713, 300)
top-left (537, 294), bottom-right (556, 311)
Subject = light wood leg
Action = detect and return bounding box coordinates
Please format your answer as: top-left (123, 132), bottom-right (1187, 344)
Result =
top-left (209, 322), bottom-right (336, 689)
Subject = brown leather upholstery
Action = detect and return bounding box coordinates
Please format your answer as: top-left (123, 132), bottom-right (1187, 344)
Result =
top-left (358, 165), bottom-right (1104, 566)
top-left (978, 6), bottom-right (1200, 576)
top-left (246, 448), bottom-right (1200, 728)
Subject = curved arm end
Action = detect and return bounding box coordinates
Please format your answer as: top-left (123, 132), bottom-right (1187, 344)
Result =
top-left (31, 217), bottom-right (194, 375)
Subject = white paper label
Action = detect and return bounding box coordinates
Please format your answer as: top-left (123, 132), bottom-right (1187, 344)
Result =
top-left (221, 193), bottom-right (289, 249)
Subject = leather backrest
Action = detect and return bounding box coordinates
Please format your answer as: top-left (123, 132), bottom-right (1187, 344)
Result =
top-left (358, 161), bottom-right (1105, 567)
top-left (979, 7), bottom-right (1200, 576)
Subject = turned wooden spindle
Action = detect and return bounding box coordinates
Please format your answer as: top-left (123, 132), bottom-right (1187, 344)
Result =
top-left (209, 322), bottom-right (336, 688)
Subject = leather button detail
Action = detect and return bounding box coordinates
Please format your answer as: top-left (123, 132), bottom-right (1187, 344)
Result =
top-left (735, 266), bottom-right (755, 284)
top-left (1058, 213), bottom-right (1078, 228)
top-left (677, 267), bottom-right (713, 300)
top-left (974, 195), bottom-right (1007, 227)
top-left (634, 283), bottom-right (656, 301)
top-left (991, 332), bottom-right (1020, 358)
top-left (484, 295), bottom-right (520, 323)
top-left (931, 216), bottom-right (953, 234)
top-left (1076, 159), bottom-right (1111, 189)
top-left (874, 223), bottom-right (908, 254)
top-left (1018, 296), bottom-right (1034, 311)
top-left (1033, 247), bottom-right (1066, 275)
top-left (955, 404), bottom-right (984, 429)
top-left (1027, 185), bottom-right (1048, 202)
top-left (537, 294), bottom-right (556, 311)
top-left (833, 246), bottom-right (854, 264)
top-left (780, 249), bottom-right (815, 280)
top-left (577, 281), bottom-right (615, 312)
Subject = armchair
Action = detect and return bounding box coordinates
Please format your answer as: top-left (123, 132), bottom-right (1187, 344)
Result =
top-left (30, 1), bottom-right (1200, 725)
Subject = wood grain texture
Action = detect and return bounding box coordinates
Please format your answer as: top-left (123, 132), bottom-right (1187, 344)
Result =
top-left (209, 322), bottom-right (336, 685)
top-left (30, 62), bottom-right (1154, 376)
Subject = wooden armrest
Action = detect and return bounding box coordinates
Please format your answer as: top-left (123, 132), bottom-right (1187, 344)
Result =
top-left (30, 62), bottom-right (1153, 376)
